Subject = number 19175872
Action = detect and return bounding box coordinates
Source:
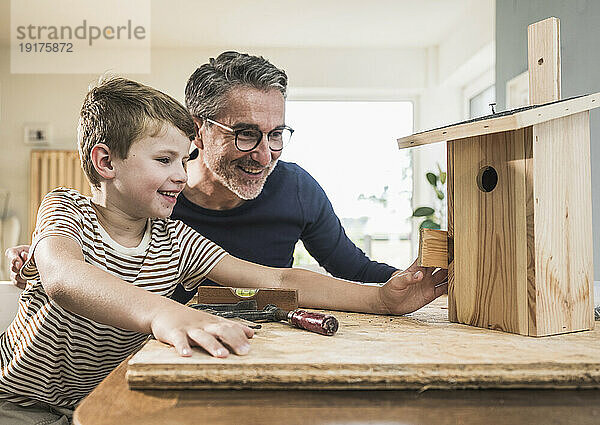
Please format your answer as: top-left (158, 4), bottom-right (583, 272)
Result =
top-left (18, 43), bottom-right (74, 53)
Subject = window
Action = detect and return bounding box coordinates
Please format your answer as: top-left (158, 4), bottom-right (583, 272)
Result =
top-left (282, 101), bottom-right (414, 271)
top-left (469, 85), bottom-right (496, 119)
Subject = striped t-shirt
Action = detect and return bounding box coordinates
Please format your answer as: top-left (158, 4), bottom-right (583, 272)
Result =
top-left (0, 188), bottom-right (226, 407)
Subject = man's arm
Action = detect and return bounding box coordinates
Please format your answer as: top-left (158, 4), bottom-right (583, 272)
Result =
top-left (33, 236), bottom-right (253, 357)
top-left (208, 255), bottom-right (447, 315)
top-left (5, 245), bottom-right (30, 289)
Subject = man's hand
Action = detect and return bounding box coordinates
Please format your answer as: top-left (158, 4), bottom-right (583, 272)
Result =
top-left (379, 259), bottom-right (448, 315)
top-left (150, 307), bottom-right (254, 358)
top-left (5, 245), bottom-right (30, 289)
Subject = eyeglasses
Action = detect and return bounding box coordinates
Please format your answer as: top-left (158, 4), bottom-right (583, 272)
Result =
top-left (204, 117), bottom-right (294, 152)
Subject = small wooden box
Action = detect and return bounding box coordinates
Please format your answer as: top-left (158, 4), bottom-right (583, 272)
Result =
top-left (197, 287), bottom-right (298, 311)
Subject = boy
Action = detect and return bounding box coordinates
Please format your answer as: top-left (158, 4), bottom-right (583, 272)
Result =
top-left (1, 77), bottom-right (446, 422)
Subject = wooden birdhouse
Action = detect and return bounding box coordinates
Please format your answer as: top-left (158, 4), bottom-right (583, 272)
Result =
top-left (400, 18), bottom-right (598, 336)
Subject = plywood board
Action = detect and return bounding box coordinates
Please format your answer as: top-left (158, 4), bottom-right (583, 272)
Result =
top-left (127, 297), bottom-right (600, 390)
top-left (531, 112), bottom-right (594, 335)
top-left (397, 93), bottom-right (600, 149)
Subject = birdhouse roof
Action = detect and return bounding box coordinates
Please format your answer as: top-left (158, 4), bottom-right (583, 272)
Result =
top-left (397, 92), bottom-right (600, 149)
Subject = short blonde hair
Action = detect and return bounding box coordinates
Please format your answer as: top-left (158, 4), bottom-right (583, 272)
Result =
top-left (78, 77), bottom-right (195, 187)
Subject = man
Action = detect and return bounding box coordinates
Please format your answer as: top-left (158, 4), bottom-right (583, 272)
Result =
top-left (7, 51), bottom-right (447, 307)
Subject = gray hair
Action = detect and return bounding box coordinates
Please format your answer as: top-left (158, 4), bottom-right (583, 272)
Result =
top-left (185, 51), bottom-right (288, 120)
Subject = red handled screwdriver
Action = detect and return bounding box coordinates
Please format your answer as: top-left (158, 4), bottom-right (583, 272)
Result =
top-left (270, 305), bottom-right (339, 336)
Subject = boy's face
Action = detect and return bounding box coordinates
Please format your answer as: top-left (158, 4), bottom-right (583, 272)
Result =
top-left (110, 125), bottom-right (190, 219)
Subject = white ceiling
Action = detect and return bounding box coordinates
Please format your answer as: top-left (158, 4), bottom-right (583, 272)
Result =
top-left (0, 0), bottom-right (491, 48)
top-left (151, 0), bottom-right (481, 48)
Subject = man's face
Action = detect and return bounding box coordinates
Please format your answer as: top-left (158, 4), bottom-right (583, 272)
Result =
top-left (200, 87), bottom-right (285, 200)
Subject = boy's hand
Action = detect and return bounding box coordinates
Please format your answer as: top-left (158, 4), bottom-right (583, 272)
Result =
top-left (5, 245), bottom-right (30, 289)
top-left (379, 259), bottom-right (448, 315)
top-left (150, 307), bottom-right (254, 358)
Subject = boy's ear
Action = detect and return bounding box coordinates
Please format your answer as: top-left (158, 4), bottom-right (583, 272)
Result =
top-left (90, 143), bottom-right (116, 181)
top-left (192, 117), bottom-right (204, 150)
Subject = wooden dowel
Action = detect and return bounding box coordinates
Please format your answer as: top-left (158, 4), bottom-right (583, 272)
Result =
top-left (417, 228), bottom-right (449, 269)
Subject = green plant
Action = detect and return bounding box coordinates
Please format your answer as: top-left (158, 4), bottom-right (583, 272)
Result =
top-left (357, 186), bottom-right (389, 207)
top-left (412, 163), bottom-right (446, 229)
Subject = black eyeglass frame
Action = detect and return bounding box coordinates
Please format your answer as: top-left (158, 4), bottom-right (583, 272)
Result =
top-left (203, 117), bottom-right (294, 152)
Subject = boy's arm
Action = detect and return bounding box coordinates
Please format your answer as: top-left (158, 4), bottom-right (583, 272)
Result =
top-left (207, 256), bottom-right (448, 315)
top-left (34, 236), bottom-right (253, 357)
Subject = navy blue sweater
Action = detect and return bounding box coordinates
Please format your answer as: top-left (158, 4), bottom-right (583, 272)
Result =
top-left (170, 161), bottom-right (397, 304)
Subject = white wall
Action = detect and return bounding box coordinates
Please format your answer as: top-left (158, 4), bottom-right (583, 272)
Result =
top-left (0, 45), bottom-right (428, 244)
top-left (0, 281), bottom-right (22, 331)
top-left (0, 9), bottom-right (494, 251)
top-left (411, 4), bottom-right (496, 242)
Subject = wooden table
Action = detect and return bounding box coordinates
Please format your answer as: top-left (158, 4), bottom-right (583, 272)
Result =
top-left (74, 358), bottom-right (600, 425)
top-left (74, 296), bottom-right (600, 424)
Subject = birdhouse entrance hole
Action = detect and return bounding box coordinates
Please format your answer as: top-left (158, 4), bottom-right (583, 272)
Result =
top-left (477, 166), bottom-right (497, 192)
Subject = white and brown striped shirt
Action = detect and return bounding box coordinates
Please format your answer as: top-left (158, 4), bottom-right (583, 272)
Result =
top-left (0, 188), bottom-right (226, 407)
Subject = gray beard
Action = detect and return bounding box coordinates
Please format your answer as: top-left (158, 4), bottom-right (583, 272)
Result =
top-left (203, 155), bottom-right (278, 201)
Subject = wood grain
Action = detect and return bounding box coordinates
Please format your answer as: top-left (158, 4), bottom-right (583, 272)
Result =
top-left (417, 228), bottom-right (448, 268)
top-left (75, 349), bottom-right (600, 425)
top-left (525, 127), bottom-right (537, 335)
top-left (29, 150), bottom-right (90, 240)
top-left (126, 297), bottom-right (600, 391)
top-left (528, 17), bottom-right (561, 105)
top-left (531, 112), bottom-right (594, 335)
top-left (446, 141), bottom-right (457, 322)
top-left (397, 92), bottom-right (600, 149)
top-left (451, 129), bottom-right (530, 334)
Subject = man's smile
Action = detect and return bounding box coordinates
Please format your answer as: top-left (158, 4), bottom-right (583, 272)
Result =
top-left (237, 165), bottom-right (265, 176)
top-left (233, 157), bottom-right (273, 180)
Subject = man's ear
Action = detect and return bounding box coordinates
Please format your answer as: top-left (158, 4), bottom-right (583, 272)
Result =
top-left (192, 117), bottom-right (205, 150)
top-left (90, 143), bottom-right (116, 181)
